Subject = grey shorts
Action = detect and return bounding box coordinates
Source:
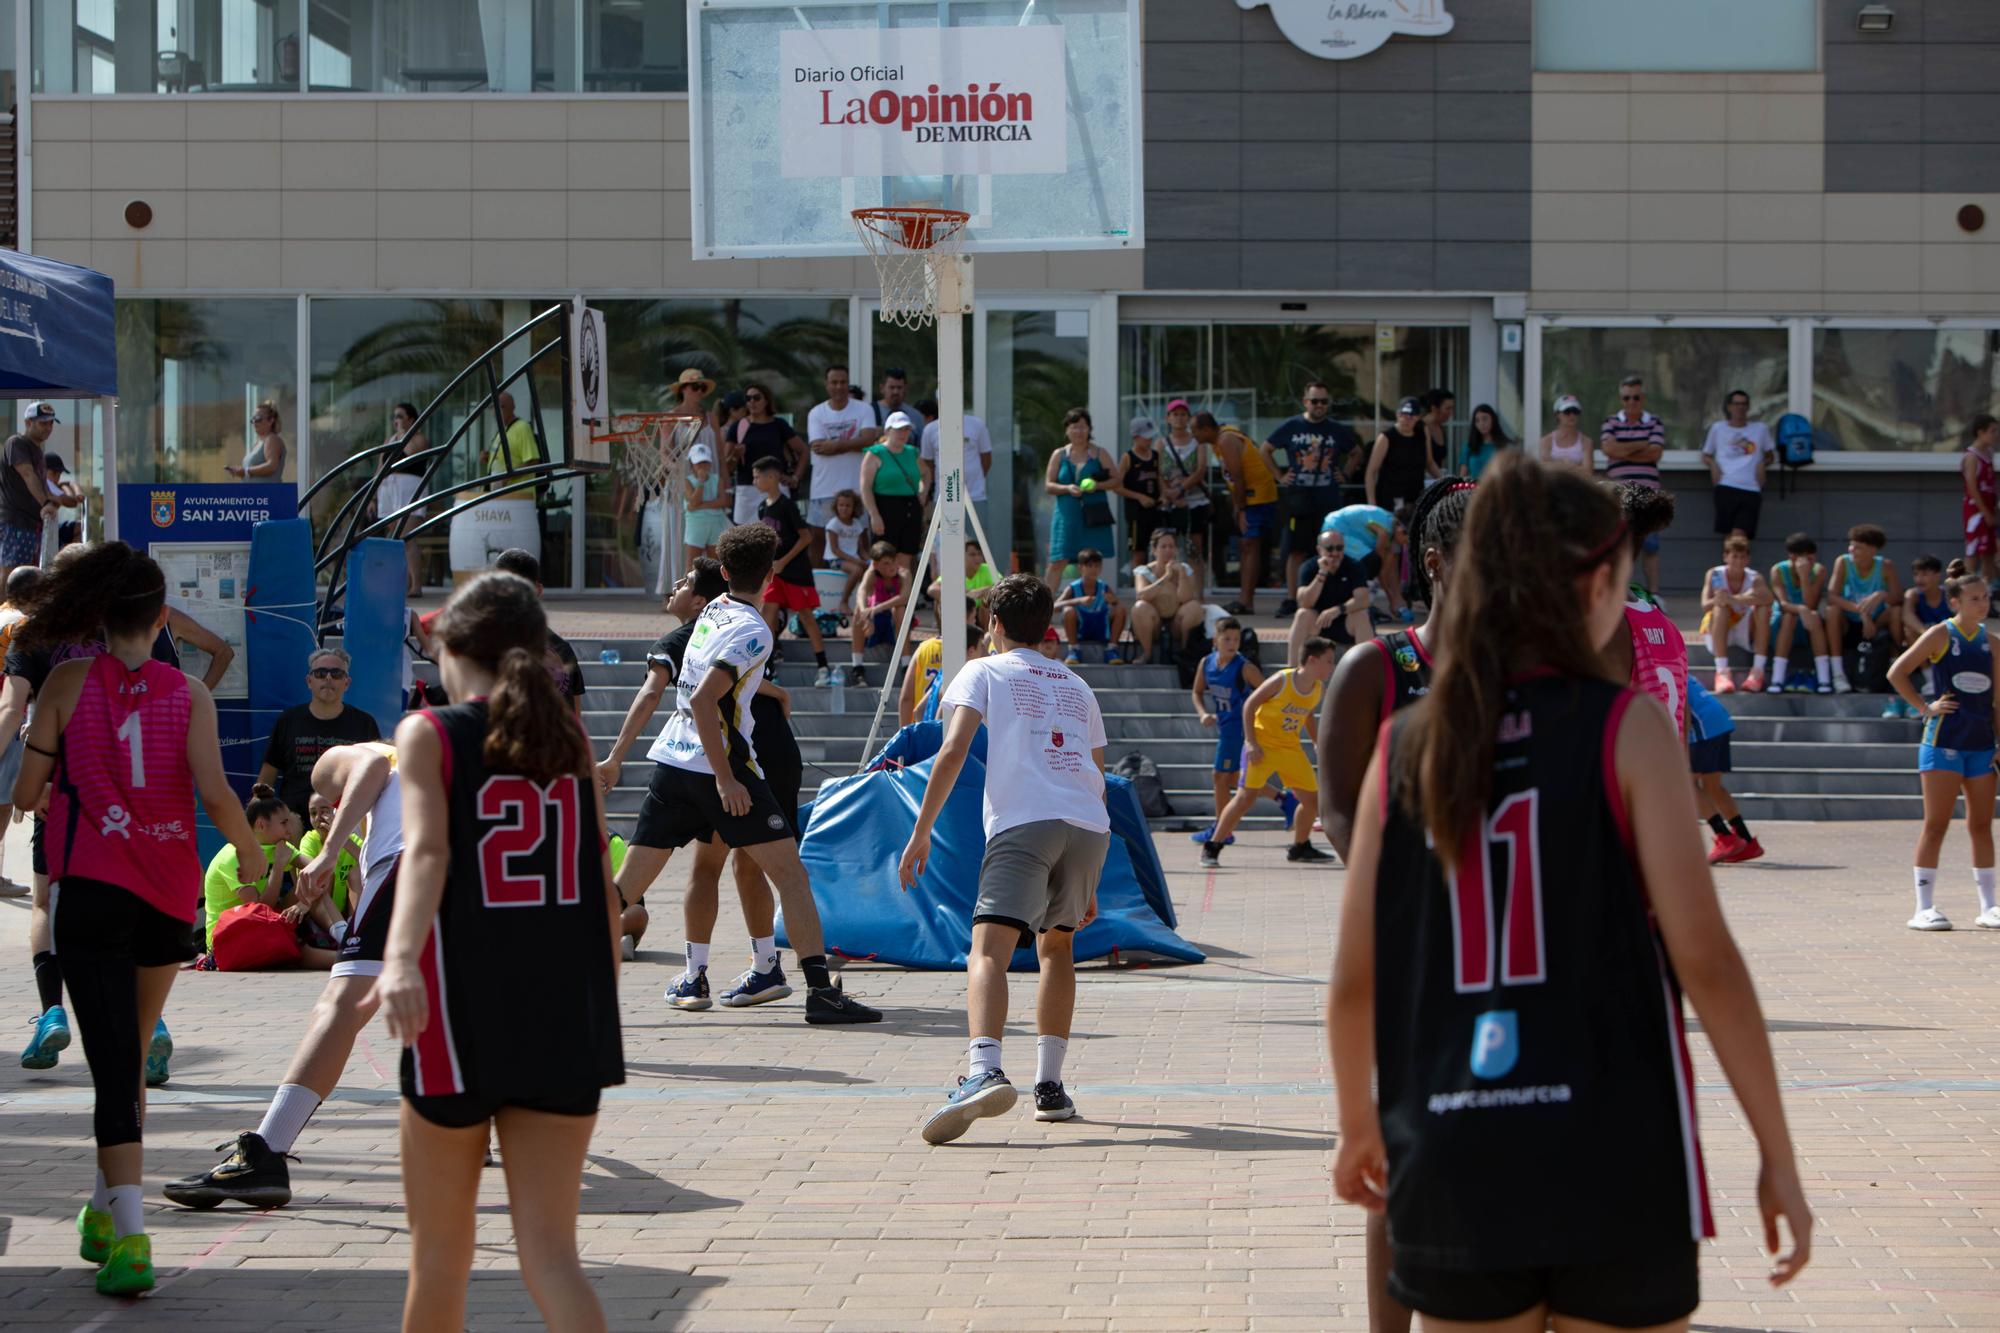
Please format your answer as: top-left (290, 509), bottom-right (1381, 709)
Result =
top-left (0, 730), bottom-right (23, 800)
top-left (973, 819), bottom-right (1111, 940)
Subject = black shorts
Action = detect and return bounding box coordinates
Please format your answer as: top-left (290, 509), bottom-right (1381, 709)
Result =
top-left (873, 494), bottom-right (925, 558)
top-left (633, 761), bottom-right (793, 851)
top-left (333, 857), bottom-right (397, 976)
top-left (405, 1085), bottom-right (602, 1130)
top-left (1713, 484), bottom-right (1763, 537)
top-left (53, 875), bottom-right (201, 969)
top-left (32, 814), bottom-right (45, 877)
top-left (1280, 484), bottom-right (1342, 558)
top-left (1389, 1244), bottom-right (1699, 1327)
top-left (1689, 733), bottom-right (1732, 775)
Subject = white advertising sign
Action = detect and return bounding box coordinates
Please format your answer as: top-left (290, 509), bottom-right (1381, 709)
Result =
top-left (779, 26), bottom-right (1069, 180)
top-left (1238, 0), bottom-right (1454, 61)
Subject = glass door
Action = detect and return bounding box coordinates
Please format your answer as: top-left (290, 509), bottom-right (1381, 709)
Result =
top-left (979, 306), bottom-right (1094, 578)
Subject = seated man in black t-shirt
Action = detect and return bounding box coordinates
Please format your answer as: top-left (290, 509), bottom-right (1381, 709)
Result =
top-left (258, 649), bottom-right (382, 841)
top-left (1286, 524), bottom-right (1389, 669)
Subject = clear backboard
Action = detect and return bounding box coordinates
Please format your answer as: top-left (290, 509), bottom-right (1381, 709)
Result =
top-left (688, 0), bottom-right (1143, 259)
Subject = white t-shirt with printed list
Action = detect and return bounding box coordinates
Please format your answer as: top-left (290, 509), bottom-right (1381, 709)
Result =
top-left (806, 398), bottom-right (877, 500)
top-left (647, 595), bottom-right (771, 776)
top-left (940, 648), bottom-right (1109, 838)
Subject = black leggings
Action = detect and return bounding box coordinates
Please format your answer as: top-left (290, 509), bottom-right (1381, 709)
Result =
top-left (52, 877), bottom-right (196, 1148)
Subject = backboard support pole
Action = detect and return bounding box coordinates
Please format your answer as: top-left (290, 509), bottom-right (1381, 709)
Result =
top-left (935, 251), bottom-right (971, 689)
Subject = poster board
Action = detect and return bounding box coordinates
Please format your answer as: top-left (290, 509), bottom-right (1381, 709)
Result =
top-left (152, 541), bottom-right (251, 699)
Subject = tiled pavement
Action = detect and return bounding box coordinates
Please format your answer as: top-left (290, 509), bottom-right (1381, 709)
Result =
top-left (1, 819), bottom-right (1997, 1330)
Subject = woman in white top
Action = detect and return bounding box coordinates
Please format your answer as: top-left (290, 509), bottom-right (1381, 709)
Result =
top-left (1131, 528), bottom-right (1205, 664)
top-left (227, 401), bottom-right (287, 481)
top-left (1158, 398), bottom-right (1212, 587)
top-left (1539, 393), bottom-right (1592, 471)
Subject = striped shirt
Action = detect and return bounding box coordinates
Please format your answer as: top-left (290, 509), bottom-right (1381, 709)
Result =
top-left (1601, 410), bottom-right (1665, 488)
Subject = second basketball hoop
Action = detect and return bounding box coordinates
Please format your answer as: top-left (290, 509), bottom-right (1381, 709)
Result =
top-left (851, 206), bottom-right (974, 330)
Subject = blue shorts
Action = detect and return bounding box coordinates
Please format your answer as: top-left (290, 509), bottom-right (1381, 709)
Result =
top-left (1213, 725), bottom-right (1243, 774)
top-left (1641, 531), bottom-right (1661, 555)
top-left (867, 609), bottom-right (895, 649)
top-left (1918, 744), bottom-right (1996, 777)
top-left (1074, 607), bottom-right (1110, 642)
top-left (1242, 502), bottom-right (1278, 540)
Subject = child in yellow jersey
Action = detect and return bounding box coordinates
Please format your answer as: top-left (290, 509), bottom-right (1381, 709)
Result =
top-left (1201, 638), bottom-right (1338, 866)
top-left (897, 621), bottom-right (991, 728)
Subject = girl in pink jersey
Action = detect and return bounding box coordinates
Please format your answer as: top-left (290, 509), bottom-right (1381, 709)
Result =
top-left (11, 542), bottom-right (267, 1297)
top-left (1602, 485), bottom-right (1689, 734)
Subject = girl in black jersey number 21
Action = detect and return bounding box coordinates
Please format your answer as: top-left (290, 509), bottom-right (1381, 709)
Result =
top-left (372, 573), bottom-right (624, 1333)
top-left (1329, 457), bottom-right (1810, 1332)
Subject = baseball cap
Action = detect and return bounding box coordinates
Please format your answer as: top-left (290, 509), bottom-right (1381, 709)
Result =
top-left (1397, 397), bottom-right (1421, 416)
top-left (1129, 415), bottom-right (1158, 439)
top-left (1043, 626), bottom-right (1061, 643)
top-left (1165, 398), bottom-right (1191, 415)
top-left (43, 453), bottom-right (66, 475)
top-left (22, 401), bottom-right (58, 424)
top-left (884, 410), bottom-right (914, 431)
top-left (687, 442), bottom-right (714, 466)
top-left (1553, 394), bottom-right (1582, 414)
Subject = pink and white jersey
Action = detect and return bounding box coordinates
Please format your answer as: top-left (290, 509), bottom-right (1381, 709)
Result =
top-left (1625, 591), bottom-right (1689, 737)
top-left (50, 655), bottom-right (202, 922)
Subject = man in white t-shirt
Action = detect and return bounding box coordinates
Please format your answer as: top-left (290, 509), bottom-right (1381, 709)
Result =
top-left (805, 364), bottom-right (879, 552)
top-left (919, 410), bottom-right (994, 503)
top-left (621, 523), bottom-right (882, 1027)
top-left (1701, 389), bottom-right (1776, 539)
top-left (898, 574), bottom-right (1109, 1144)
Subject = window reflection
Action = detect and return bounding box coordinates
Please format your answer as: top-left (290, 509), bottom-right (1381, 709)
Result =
top-left (1541, 326), bottom-right (1789, 451)
top-left (116, 298), bottom-right (297, 485)
top-left (1813, 329), bottom-right (2000, 454)
top-left (37, 0), bottom-right (302, 93)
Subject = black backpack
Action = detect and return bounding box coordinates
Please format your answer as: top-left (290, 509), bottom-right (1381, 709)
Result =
top-left (1113, 751), bottom-right (1173, 818)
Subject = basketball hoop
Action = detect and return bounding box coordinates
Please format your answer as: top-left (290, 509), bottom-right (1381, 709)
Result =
top-left (599, 412), bottom-right (705, 494)
top-left (852, 206), bottom-right (971, 329)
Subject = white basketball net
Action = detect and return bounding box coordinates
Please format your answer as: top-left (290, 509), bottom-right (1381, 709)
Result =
top-left (853, 207), bottom-right (971, 330)
top-left (610, 414), bottom-right (705, 495)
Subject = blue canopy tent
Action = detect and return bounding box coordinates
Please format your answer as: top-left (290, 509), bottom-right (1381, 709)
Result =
top-left (0, 251), bottom-right (117, 397)
top-left (780, 722), bottom-right (1204, 971)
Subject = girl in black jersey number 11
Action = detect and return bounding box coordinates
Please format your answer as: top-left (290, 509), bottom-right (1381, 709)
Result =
top-left (1327, 456), bottom-right (1810, 1330)
top-left (371, 572), bottom-right (624, 1333)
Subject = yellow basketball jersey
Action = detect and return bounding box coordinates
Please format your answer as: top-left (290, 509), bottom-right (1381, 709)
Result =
top-left (1252, 668), bottom-right (1322, 750)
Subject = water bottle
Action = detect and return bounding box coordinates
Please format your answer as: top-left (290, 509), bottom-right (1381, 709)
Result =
top-left (599, 648), bottom-right (621, 666)
top-left (829, 672), bottom-right (846, 715)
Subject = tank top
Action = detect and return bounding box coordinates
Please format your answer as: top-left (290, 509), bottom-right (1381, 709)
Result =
top-left (1374, 674), bottom-right (1712, 1269)
top-left (49, 655), bottom-right (202, 922)
top-left (1707, 565), bottom-right (1761, 619)
top-left (1056, 450), bottom-right (1108, 510)
top-left (150, 624), bottom-right (183, 669)
top-left (1772, 559), bottom-right (1820, 611)
top-left (1913, 587), bottom-right (1951, 629)
top-left (1922, 622), bottom-right (1996, 753)
top-left (1965, 447), bottom-right (1996, 543)
top-left (1625, 589), bottom-right (1688, 736)
top-left (865, 442), bottom-right (922, 497)
top-left (1222, 427), bottom-right (1277, 506)
top-left (1375, 426), bottom-right (1429, 502)
top-left (357, 741), bottom-right (404, 893)
top-left (1064, 578), bottom-right (1109, 616)
top-left (866, 570), bottom-right (904, 612)
top-left (1202, 651), bottom-right (1251, 732)
top-left (1124, 447), bottom-right (1161, 504)
top-left (1162, 436), bottom-right (1209, 508)
top-left (1545, 430), bottom-right (1588, 467)
top-left (1252, 667), bottom-right (1322, 751)
top-left (402, 702), bottom-right (623, 1103)
top-left (1376, 628), bottom-right (1434, 722)
top-left (1842, 554), bottom-right (1886, 608)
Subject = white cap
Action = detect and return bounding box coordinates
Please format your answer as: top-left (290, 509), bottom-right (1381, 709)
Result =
top-left (1553, 394), bottom-right (1582, 413)
top-left (884, 410), bottom-right (914, 431)
top-left (688, 442), bottom-right (714, 465)
top-left (21, 401), bottom-right (57, 424)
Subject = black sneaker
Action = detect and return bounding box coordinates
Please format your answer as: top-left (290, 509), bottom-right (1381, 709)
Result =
top-left (163, 1132), bottom-right (294, 1210)
top-left (1277, 598), bottom-right (1299, 617)
top-left (1287, 842), bottom-right (1335, 864)
top-left (805, 981), bottom-right (883, 1025)
top-left (1032, 1080), bottom-right (1076, 1122)
top-left (1224, 600), bottom-right (1256, 616)
top-left (848, 664), bottom-right (868, 687)
top-left (1199, 843), bottom-right (1222, 869)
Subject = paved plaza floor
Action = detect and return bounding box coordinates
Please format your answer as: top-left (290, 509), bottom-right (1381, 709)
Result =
top-left (1, 819), bottom-right (1997, 1330)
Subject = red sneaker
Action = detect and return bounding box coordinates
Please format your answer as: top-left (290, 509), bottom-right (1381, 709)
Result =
top-left (1707, 832), bottom-right (1742, 864)
top-left (1713, 673), bottom-right (1736, 695)
top-left (1723, 835), bottom-right (1765, 863)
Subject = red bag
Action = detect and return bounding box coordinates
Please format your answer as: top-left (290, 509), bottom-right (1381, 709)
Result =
top-left (211, 904), bottom-right (302, 971)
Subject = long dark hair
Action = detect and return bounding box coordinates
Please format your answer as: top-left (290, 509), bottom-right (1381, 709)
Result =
top-left (1395, 456), bottom-right (1626, 868)
top-left (1468, 403), bottom-right (1508, 446)
top-left (16, 541), bottom-right (165, 651)
top-left (430, 573), bottom-right (590, 784)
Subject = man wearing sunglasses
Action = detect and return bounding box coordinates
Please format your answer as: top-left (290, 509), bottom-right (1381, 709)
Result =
top-left (1601, 374), bottom-right (1669, 593)
top-left (1264, 382), bottom-right (1361, 615)
top-left (258, 648), bottom-right (381, 842)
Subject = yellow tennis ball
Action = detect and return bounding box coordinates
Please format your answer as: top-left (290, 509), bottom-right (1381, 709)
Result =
top-left (1078, 477), bottom-right (1097, 492)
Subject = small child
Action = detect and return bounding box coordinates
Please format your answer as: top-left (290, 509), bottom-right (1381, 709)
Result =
top-left (928, 539), bottom-right (999, 629)
top-left (1768, 532), bottom-right (1831, 694)
top-left (825, 489), bottom-right (869, 606)
top-left (753, 456), bottom-right (833, 683)
top-left (1038, 627), bottom-right (1064, 660)
top-left (1190, 618), bottom-right (1266, 845)
top-left (1902, 554), bottom-right (1953, 717)
top-left (1056, 548), bottom-right (1127, 665)
top-left (1201, 638), bottom-right (1338, 867)
top-left (202, 785), bottom-right (339, 968)
top-left (681, 441), bottom-right (729, 566)
top-left (1688, 676), bottom-right (1763, 864)
top-left (848, 541), bottom-right (907, 688)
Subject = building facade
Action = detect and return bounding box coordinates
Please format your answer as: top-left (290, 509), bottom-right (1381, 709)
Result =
top-left (9, 0), bottom-right (1991, 590)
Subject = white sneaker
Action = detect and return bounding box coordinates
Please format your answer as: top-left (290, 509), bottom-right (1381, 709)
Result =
top-left (1907, 906), bottom-right (1953, 931)
top-left (1976, 907), bottom-right (2000, 930)
top-left (620, 934), bottom-right (636, 960)
top-left (1832, 674), bottom-right (1853, 694)
top-left (828, 664), bottom-right (849, 686)
top-left (813, 665), bottom-right (833, 687)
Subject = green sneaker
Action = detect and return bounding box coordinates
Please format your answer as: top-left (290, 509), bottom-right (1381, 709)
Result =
top-left (95, 1232), bottom-right (154, 1296)
top-left (75, 1204), bottom-right (113, 1264)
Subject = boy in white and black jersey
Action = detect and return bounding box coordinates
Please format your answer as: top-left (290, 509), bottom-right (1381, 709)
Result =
top-left (619, 524), bottom-right (881, 1025)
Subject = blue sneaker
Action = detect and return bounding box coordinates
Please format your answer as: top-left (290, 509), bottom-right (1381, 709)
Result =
top-left (1280, 791), bottom-right (1300, 831)
top-left (145, 1018), bottom-right (172, 1088)
top-left (20, 1005), bottom-right (69, 1070)
top-left (665, 968), bottom-right (713, 1012)
top-left (1187, 826), bottom-right (1235, 846)
top-left (920, 1068), bottom-right (1019, 1145)
top-left (1397, 607), bottom-right (1416, 623)
top-left (720, 963), bottom-right (794, 1008)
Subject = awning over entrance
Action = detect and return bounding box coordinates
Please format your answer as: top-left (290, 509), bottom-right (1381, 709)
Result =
top-left (0, 250), bottom-right (115, 398)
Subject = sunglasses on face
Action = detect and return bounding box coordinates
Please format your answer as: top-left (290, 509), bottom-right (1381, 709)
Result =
top-left (1306, 397), bottom-right (1331, 406)
top-left (1621, 394), bottom-right (1643, 402)
top-left (746, 392), bottom-right (766, 402)
top-left (1559, 408), bottom-right (1580, 415)
top-left (309, 667), bottom-right (348, 680)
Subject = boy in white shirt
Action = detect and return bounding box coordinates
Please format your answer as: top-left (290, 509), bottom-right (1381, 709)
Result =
top-left (898, 575), bottom-right (1110, 1143)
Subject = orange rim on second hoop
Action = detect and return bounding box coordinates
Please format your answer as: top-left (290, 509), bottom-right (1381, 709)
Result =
top-left (851, 206), bottom-right (971, 252)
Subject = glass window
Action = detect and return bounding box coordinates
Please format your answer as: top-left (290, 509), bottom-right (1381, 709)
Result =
top-left (35, 0), bottom-right (303, 93)
top-left (0, 396), bottom-right (107, 545)
top-left (589, 298), bottom-right (848, 594)
top-left (308, 0), bottom-right (568, 92)
top-left (117, 298), bottom-right (297, 486)
top-left (983, 310), bottom-right (1088, 577)
top-left (584, 0), bottom-right (686, 92)
top-left (1540, 326), bottom-right (1789, 452)
top-left (1535, 0), bottom-right (1816, 73)
top-left (1813, 328), bottom-right (2000, 455)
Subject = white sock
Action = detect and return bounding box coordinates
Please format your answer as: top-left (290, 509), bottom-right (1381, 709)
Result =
top-left (1978, 868), bottom-right (1996, 913)
top-left (1751, 655), bottom-right (1767, 678)
top-left (1035, 1035), bottom-right (1069, 1086)
top-left (686, 941), bottom-right (709, 973)
top-left (90, 1169), bottom-right (109, 1213)
top-left (256, 1083), bottom-right (323, 1155)
top-left (1831, 658), bottom-right (1848, 681)
top-left (752, 936), bottom-right (778, 973)
top-left (1915, 867), bottom-right (1937, 913)
top-left (1816, 655), bottom-right (1832, 684)
top-left (328, 918), bottom-right (349, 945)
top-left (850, 647), bottom-right (864, 666)
top-left (967, 1036), bottom-right (1002, 1079)
top-left (105, 1184), bottom-right (144, 1240)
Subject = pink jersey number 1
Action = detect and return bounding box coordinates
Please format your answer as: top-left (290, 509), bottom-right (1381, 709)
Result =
top-left (1447, 789), bottom-right (1546, 994)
